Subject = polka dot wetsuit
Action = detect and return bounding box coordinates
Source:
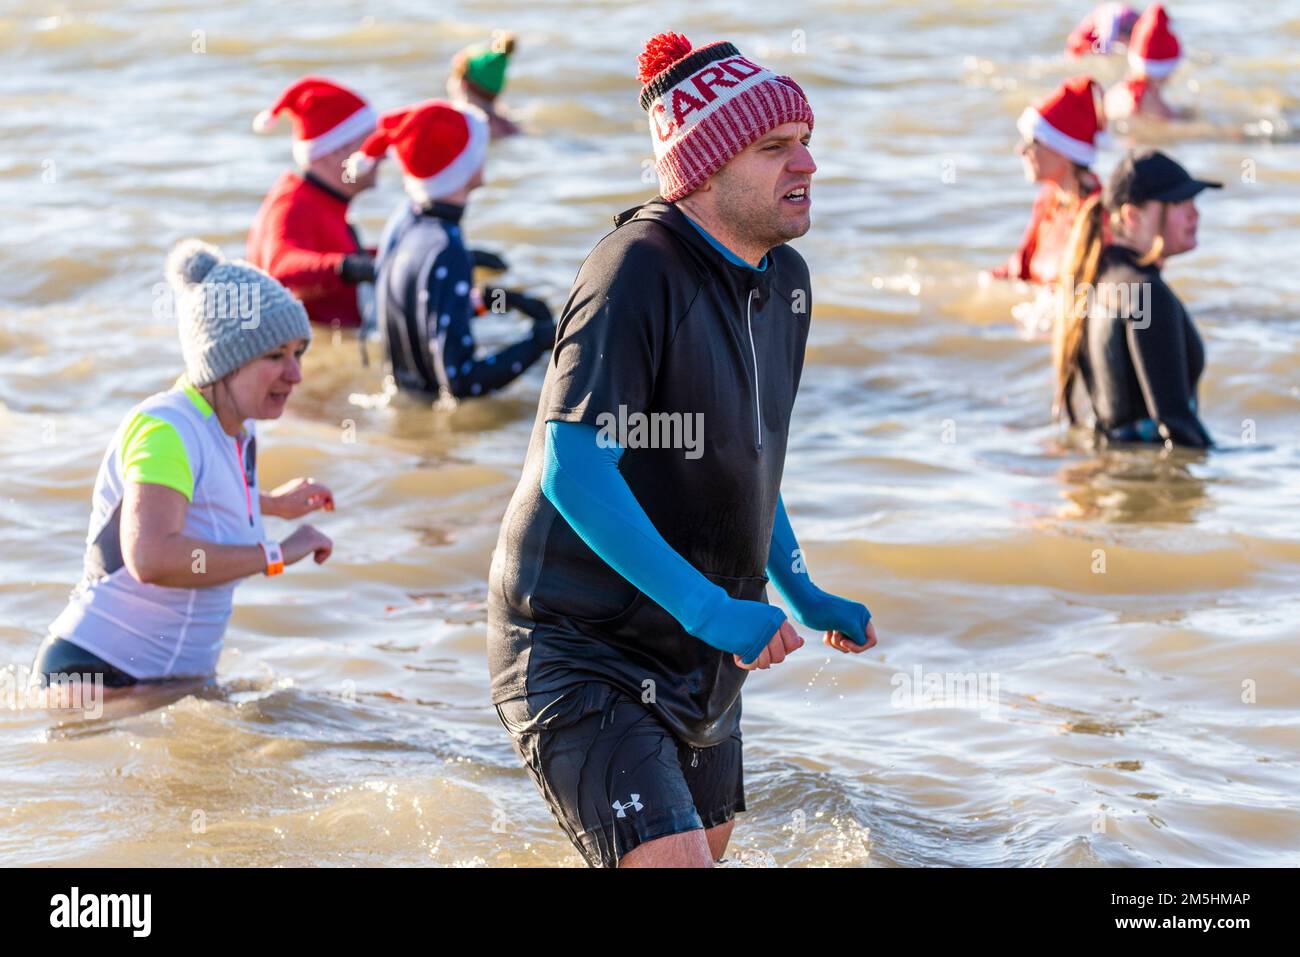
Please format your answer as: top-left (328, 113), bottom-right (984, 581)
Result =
top-left (376, 201), bottom-right (551, 398)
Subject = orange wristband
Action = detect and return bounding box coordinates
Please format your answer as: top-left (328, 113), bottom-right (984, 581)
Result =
top-left (260, 540), bottom-right (284, 576)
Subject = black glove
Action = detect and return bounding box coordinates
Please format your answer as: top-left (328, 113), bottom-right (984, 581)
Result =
top-left (470, 249), bottom-right (509, 272)
top-left (479, 286), bottom-right (554, 325)
top-left (507, 291), bottom-right (554, 325)
top-left (338, 252), bottom-right (376, 285)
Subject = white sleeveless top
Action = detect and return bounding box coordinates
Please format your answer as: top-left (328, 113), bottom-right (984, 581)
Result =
top-left (49, 379), bottom-right (265, 679)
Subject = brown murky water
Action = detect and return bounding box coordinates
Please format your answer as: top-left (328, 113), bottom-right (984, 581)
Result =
top-left (2, 0), bottom-right (1298, 866)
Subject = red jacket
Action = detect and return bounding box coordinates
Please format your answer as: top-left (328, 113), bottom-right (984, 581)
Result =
top-left (995, 181), bottom-right (1106, 285)
top-left (247, 171), bottom-right (368, 328)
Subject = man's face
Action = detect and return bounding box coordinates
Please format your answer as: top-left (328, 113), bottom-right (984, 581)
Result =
top-left (317, 134), bottom-right (378, 195)
top-left (709, 121), bottom-right (816, 248)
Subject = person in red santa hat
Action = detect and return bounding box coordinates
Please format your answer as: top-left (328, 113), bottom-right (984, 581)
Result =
top-left (246, 76), bottom-right (381, 330)
top-left (356, 101), bottom-right (555, 400)
top-left (993, 75), bottom-right (1108, 291)
top-left (1065, 3), bottom-right (1140, 59)
top-left (1105, 4), bottom-right (1186, 121)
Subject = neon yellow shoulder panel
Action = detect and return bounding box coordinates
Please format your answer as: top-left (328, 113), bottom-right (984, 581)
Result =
top-left (119, 412), bottom-right (195, 501)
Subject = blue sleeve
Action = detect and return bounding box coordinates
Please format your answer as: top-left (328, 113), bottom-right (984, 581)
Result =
top-left (428, 241), bottom-right (548, 399)
top-left (765, 494), bottom-right (872, 646)
top-left (541, 421), bottom-right (785, 664)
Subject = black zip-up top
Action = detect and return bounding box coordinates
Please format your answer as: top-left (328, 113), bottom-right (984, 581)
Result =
top-left (1067, 244), bottom-right (1212, 448)
top-left (486, 197), bottom-right (812, 747)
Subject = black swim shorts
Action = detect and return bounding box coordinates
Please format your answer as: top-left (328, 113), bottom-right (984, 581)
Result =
top-left (495, 681), bottom-right (745, 868)
top-left (30, 635), bottom-right (138, 688)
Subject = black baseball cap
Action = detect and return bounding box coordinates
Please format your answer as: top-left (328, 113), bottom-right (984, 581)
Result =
top-left (1104, 148), bottom-right (1223, 209)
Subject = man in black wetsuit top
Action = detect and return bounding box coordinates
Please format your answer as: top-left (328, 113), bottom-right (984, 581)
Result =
top-left (487, 32), bottom-right (880, 868)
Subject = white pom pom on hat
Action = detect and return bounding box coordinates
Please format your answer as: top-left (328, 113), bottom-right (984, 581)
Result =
top-left (343, 150), bottom-right (377, 182)
top-left (252, 108), bottom-right (277, 133)
top-left (165, 238), bottom-right (224, 293)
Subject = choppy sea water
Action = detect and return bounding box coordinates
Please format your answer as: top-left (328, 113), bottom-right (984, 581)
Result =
top-left (1, 0), bottom-right (1297, 866)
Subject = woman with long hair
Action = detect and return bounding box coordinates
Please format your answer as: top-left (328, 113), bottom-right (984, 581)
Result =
top-left (1053, 149), bottom-right (1220, 448)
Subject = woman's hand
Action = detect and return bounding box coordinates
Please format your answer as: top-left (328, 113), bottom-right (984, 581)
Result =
top-left (282, 525), bottom-right (333, 566)
top-left (263, 478), bottom-right (334, 519)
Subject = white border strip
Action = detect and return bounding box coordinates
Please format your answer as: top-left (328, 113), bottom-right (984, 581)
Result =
top-left (1017, 107), bottom-right (1096, 167)
top-left (294, 105), bottom-right (378, 166)
top-left (1128, 52), bottom-right (1179, 79)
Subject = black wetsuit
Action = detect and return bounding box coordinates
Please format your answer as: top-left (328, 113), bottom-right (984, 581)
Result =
top-left (376, 202), bottom-right (552, 399)
top-left (487, 197), bottom-right (810, 746)
top-left (1066, 244), bottom-right (1213, 448)
top-left (31, 636), bottom-right (137, 688)
top-left (485, 197), bottom-right (811, 866)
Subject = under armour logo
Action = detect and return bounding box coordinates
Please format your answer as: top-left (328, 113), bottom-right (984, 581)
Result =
top-left (611, 795), bottom-right (643, 818)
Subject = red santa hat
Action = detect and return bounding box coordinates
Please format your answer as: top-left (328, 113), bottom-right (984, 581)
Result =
top-left (253, 76), bottom-right (377, 167)
top-left (1016, 75), bottom-right (1106, 167)
top-left (344, 100), bottom-right (489, 205)
top-left (1127, 5), bottom-right (1181, 78)
top-left (1066, 3), bottom-right (1140, 58)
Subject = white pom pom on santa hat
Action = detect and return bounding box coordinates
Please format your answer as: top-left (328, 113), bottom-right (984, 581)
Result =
top-left (343, 150), bottom-right (377, 182)
top-left (252, 108), bottom-right (277, 133)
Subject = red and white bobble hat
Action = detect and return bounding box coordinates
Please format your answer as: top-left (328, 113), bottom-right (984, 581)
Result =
top-left (253, 76), bottom-right (377, 167)
top-left (344, 100), bottom-right (489, 205)
top-left (1016, 75), bottom-right (1106, 167)
top-left (636, 32), bottom-right (814, 202)
top-left (1128, 4), bottom-right (1181, 78)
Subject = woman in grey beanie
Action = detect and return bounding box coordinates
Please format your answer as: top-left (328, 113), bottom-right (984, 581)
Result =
top-left (30, 240), bottom-right (335, 694)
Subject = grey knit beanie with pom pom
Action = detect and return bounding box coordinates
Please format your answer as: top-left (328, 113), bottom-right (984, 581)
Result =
top-left (165, 238), bottom-right (311, 387)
